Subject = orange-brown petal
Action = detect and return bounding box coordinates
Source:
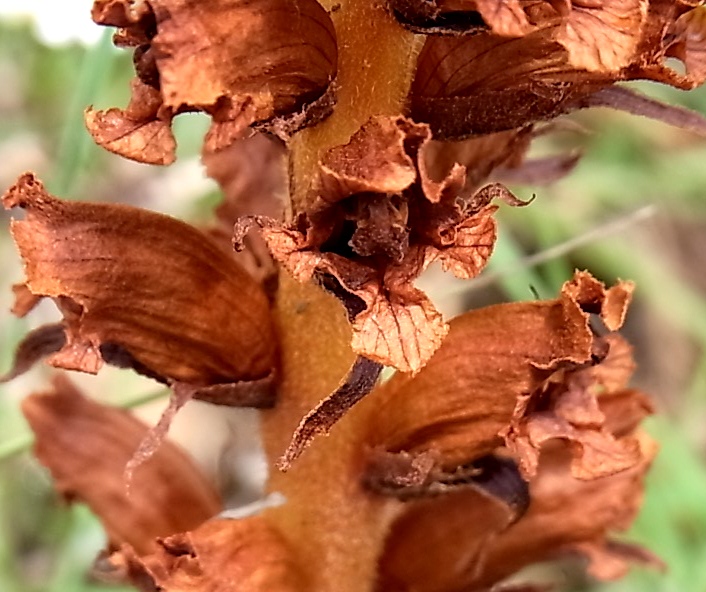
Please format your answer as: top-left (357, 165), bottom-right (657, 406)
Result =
top-left (108, 517), bottom-right (304, 591)
top-left (377, 431), bottom-right (657, 592)
top-left (3, 173), bottom-right (275, 393)
top-left (22, 376), bottom-right (221, 555)
top-left (90, 0), bottom-right (338, 162)
top-left (363, 271), bottom-right (637, 475)
top-left (556, 0), bottom-right (647, 72)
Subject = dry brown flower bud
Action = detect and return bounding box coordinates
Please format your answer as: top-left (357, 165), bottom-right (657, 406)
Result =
top-left (242, 116), bottom-right (529, 373)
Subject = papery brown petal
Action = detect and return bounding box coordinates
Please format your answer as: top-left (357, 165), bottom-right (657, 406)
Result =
top-left (599, 389), bottom-right (654, 437)
top-left (388, 0), bottom-right (532, 37)
top-left (556, 0), bottom-right (647, 72)
top-left (426, 203), bottom-right (497, 279)
top-left (352, 290), bottom-right (447, 373)
top-left (85, 78), bottom-right (176, 166)
top-left (3, 173), bottom-right (275, 390)
top-left (109, 517), bottom-right (304, 592)
top-left (587, 333), bottom-right (636, 394)
top-left (312, 116), bottom-right (425, 210)
top-left (11, 282), bottom-right (42, 317)
top-left (364, 271), bottom-right (637, 472)
top-left (0, 324), bottom-right (66, 383)
top-left (91, 0), bottom-right (337, 160)
top-left (22, 376), bottom-right (221, 555)
top-left (508, 396), bottom-right (643, 480)
top-left (561, 269), bottom-right (633, 331)
top-left (377, 432), bottom-right (657, 592)
top-left (474, 0), bottom-right (535, 37)
top-left (422, 127), bottom-right (535, 191)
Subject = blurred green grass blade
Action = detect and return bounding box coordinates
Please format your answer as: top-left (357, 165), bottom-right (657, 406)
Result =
top-left (47, 506), bottom-right (133, 592)
top-left (0, 433), bottom-right (33, 460)
top-left (486, 224), bottom-right (553, 301)
top-left (0, 477), bottom-right (24, 592)
top-left (51, 29), bottom-right (115, 196)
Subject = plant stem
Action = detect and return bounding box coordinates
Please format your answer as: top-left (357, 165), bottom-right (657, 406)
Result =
top-left (289, 0), bottom-right (423, 208)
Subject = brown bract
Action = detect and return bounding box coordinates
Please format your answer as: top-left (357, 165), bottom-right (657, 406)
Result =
top-left (22, 376), bottom-right (221, 556)
top-left (241, 116), bottom-right (527, 373)
top-left (409, 1), bottom-right (706, 139)
top-left (363, 271), bottom-right (640, 480)
top-left (87, 0), bottom-right (338, 163)
top-left (2, 173), bottom-right (276, 404)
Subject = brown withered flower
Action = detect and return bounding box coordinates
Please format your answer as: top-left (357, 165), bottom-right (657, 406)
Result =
top-left (17, 274), bottom-right (659, 592)
top-left (4, 0), bottom-right (706, 590)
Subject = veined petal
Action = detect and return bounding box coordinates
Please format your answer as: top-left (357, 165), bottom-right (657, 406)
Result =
top-left (410, 2), bottom-right (706, 139)
top-left (108, 517), bottom-right (305, 592)
top-left (363, 271), bottom-right (637, 478)
top-left (3, 173), bottom-right (276, 397)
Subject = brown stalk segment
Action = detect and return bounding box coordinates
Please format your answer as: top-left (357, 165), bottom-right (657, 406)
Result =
top-left (289, 0), bottom-right (424, 207)
top-left (261, 274), bottom-right (401, 592)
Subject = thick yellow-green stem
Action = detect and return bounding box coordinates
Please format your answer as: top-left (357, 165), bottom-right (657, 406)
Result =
top-left (289, 0), bottom-right (423, 208)
top-left (261, 275), bottom-right (400, 592)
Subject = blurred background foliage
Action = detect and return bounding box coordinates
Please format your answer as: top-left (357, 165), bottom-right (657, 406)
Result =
top-left (1, 7), bottom-right (706, 592)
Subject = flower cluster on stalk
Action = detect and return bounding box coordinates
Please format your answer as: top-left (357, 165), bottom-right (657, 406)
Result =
top-left (3, 0), bottom-right (706, 590)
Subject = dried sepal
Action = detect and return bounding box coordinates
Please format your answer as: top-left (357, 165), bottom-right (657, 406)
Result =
top-left (85, 78), bottom-right (176, 165)
top-left (363, 271), bottom-right (639, 480)
top-left (3, 173), bottom-right (276, 398)
top-left (89, 0), bottom-right (338, 162)
top-left (22, 375), bottom-right (221, 555)
top-left (365, 450), bottom-right (530, 519)
top-left (0, 324), bottom-right (65, 383)
top-left (279, 355), bottom-right (382, 470)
